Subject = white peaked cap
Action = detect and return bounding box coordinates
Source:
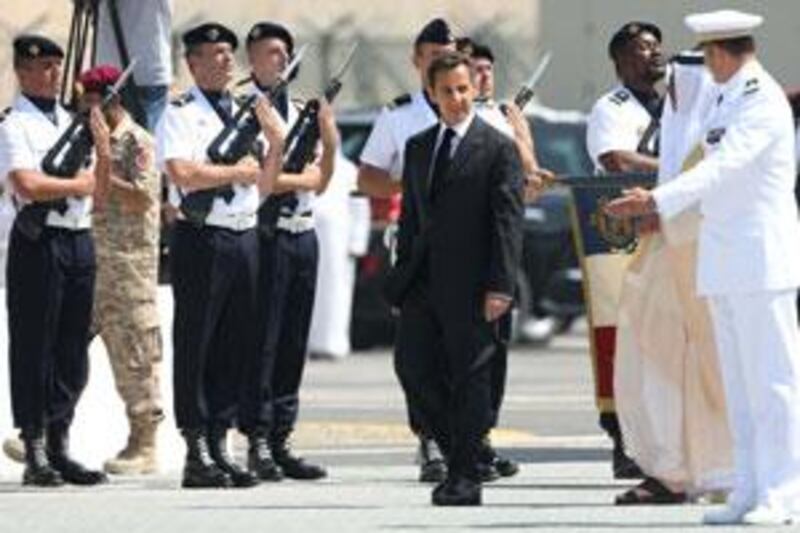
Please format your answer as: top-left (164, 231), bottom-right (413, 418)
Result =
top-left (685, 10), bottom-right (763, 43)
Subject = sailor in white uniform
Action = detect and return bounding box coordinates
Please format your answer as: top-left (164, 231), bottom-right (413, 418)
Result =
top-left (243, 21), bottom-right (337, 482)
top-left (0, 35), bottom-right (109, 487)
top-left (157, 22), bottom-right (283, 489)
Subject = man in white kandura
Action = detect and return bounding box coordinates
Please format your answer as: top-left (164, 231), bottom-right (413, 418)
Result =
top-left (606, 10), bottom-right (800, 526)
top-left (613, 50), bottom-right (732, 506)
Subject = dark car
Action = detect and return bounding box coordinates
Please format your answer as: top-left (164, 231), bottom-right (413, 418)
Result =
top-left (340, 106), bottom-right (590, 350)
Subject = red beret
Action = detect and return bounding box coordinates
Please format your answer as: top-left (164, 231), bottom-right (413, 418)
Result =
top-left (79, 64), bottom-right (122, 94)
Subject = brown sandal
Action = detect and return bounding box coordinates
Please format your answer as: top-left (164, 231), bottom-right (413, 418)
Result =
top-left (614, 477), bottom-right (688, 505)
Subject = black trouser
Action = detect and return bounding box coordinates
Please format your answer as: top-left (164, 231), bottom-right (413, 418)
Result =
top-left (170, 222), bottom-right (258, 430)
top-left (244, 229), bottom-right (318, 436)
top-left (394, 321), bottom-right (450, 439)
top-left (395, 287), bottom-right (495, 480)
top-left (398, 308), bottom-right (508, 441)
top-left (7, 224), bottom-right (95, 435)
top-left (489, 313), bottom-right (512, 429)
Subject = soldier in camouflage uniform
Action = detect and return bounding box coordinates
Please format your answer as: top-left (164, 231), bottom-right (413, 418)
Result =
top-left (79, 65), bottom-right (164, 475)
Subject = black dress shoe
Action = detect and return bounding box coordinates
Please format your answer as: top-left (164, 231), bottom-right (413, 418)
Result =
top-left (417, 437), bottom-right (447, 483)
top-left (420, 458), bottom-right (447, 483)
top-left (22, 436), bottom-right (63, 487)
top-left (247, 434), bottom-right (284, 482)
top-left (432, 476), bottom-right (482, 506)
top-left (493, 455), bottom-right (520, 478)
top-left (181, 430), bottom-right (232, 489)
top-left (208, 429), bottom-right (259, 488)
top-left (271, 435), bottom-right (327, 480)
top-left (476, 461), bottom-right (500, 483)
top-left (46, 427), bottom-right (107, 486)
top-left (479, 435), bottom-right (519, 478)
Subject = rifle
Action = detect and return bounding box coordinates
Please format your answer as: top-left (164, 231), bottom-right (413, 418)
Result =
top-left (16, 60), bottom-right (136, 240)
top-left (179, 46), bottom-right (307, 226)
top-left (258, 43), bottom-right (358, 238)
top-left (501, 51), bottom-right (552, 114)
top-left (283, 43), bottom-right (357, 173)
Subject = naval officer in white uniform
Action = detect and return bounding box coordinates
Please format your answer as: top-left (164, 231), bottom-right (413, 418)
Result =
top-left (607, 10), bottom-right (800, 526)
top-left (157, 22), bottom-right (284, 489)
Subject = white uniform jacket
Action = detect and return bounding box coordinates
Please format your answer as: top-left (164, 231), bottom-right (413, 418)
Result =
top-left (155, 85), bottom-right (259, 221)
top-left (359, 89), bottom-right (438, 180)
top-left (586, 85), bottom-right (656, 172)
top-left (0, 95), bottom-right (92, 228)
top-left (653, 61), bottom-right (800, 296)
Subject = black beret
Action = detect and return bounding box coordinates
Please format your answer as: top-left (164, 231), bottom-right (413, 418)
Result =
top-left (246, 21), bottom-right (294, 56)
top-left (471, 43), bottom-right (495, 63)
top-left (182, 23), bottom-right (238, 51)
top-left (13, 34), bottom-right (64, 60)
top-left (415, 18), bottom-right (455, 47)
top-left (608, 21), bottom-right (662, 60)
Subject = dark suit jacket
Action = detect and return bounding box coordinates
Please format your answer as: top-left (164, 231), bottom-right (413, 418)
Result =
top-left (390, 115), bottom-right (524, 321)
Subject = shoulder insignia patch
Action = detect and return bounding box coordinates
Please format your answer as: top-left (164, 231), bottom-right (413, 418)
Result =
top-left (706, 127), bottom-right (726, 145)
top-left (609, 90), bottom-right (630, 106)
top-left (0, 107), bottom-right (12, 123)
top-left (388, 93), bottom-right (412, 110)
top-left (170, 92), bottom-right (195, 107)
top-left (743, 78), bottom-right (760, 97)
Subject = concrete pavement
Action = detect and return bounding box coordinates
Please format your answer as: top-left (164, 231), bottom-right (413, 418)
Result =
top-left (0, 310), bottom-right (797, 531)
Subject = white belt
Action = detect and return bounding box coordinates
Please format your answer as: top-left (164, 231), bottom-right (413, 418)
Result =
top-left (276, 214), bottom-right (315, 234)
top-left (45, 211), bottom-right (91, 231)
top-left (204, 211), bottom-right (257, 231)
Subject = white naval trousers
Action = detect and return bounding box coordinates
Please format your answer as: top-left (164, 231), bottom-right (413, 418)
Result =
top-left (709, 289), bottom-right (800, 513)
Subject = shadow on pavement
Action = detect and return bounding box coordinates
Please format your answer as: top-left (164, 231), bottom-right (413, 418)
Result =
top-left (183, 504), bottom-right (381, 511)
top-left (382, 522), bottom-right (695, 530)
top-left (498, 447), bottom-right (609, 463)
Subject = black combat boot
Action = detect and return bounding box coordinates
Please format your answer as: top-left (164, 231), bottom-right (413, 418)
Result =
top-left (181, 429), bottom-right (231, 489)
top-left (21, 429), bottom-right (63, 487)
top-left (207, 428), bottom-right (258, 488)
top-left (247, 432), bottom-right (283, 482)
top-left (417, 435), bottom-right (447, 483)
top-left (270, 430), bottom-right (326, 480)
top-left (46, 425), bottom-right (107, 486)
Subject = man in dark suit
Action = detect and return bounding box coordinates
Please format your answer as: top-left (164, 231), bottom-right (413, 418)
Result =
top-left (388, 52), bottom-right (524, 506)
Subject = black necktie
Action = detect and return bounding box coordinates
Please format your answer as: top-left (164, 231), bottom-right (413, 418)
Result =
top-left (430, 127), bottom-right (455, 202)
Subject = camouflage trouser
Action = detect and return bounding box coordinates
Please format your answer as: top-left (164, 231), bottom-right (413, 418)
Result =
top-left (98, 324), bottom-right (164, 423)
